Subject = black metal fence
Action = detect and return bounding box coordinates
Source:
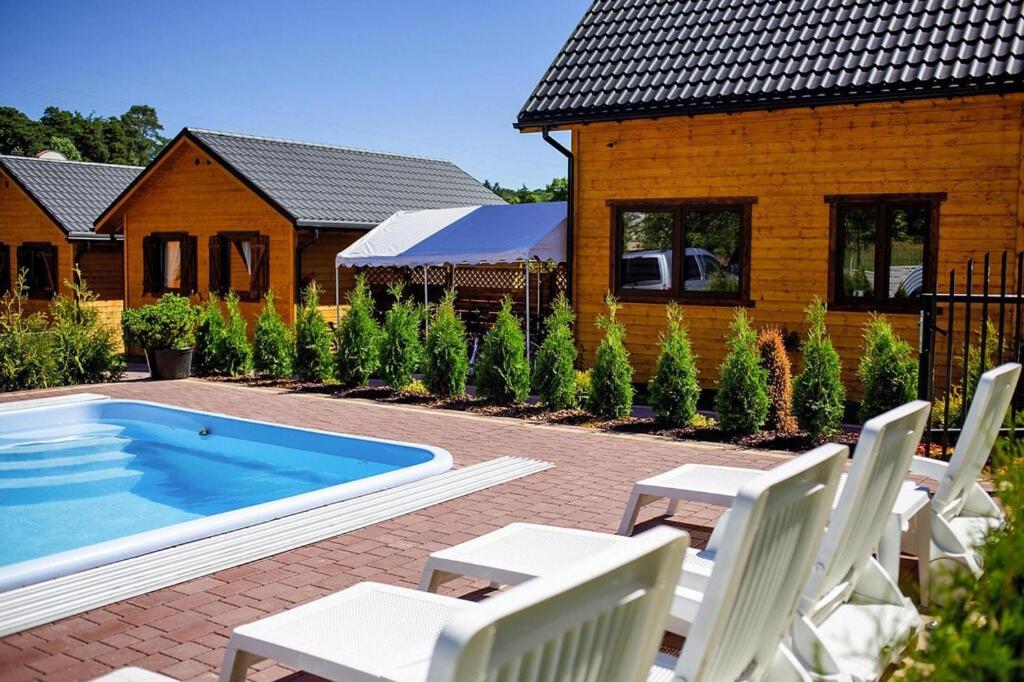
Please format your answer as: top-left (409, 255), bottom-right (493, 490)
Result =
top-left (918, 251), bottom-right (1024, 457)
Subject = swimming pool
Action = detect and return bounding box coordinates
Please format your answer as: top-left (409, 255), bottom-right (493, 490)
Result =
top-left (0, 398), bottom-right (452, 591)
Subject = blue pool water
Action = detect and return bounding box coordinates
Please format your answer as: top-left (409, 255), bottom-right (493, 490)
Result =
top-left (0, 399), bottom-right (451, 589)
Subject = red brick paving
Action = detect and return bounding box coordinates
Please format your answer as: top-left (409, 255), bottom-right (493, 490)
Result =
top-left (0, 379), bottom-right (795, 681)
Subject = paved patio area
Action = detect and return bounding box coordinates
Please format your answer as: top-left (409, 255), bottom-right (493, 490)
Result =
top-left (0, 379), bottom-right (796, 681)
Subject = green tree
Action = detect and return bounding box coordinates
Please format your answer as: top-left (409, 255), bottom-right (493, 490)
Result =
top-left (648, 303), bottom-right (700, 428)
top-left (48, 136), bottom-right (82, 161)
top-left (193, 296), bottom-right (226, 375)
top-left (424, 290), bottom-right (469, 397)
top-left (0, 107), bottom-right (45, 155)
top-left (793, 298), bottom-right (846, 438)
top-left (531, 293), bottom-right (578, 410)
top-left (482, 178), bottom-right (568, 204)
top-left (334, 275), bottom-right (381, 388)
top-left (378, 283), bottom-right (423, 389)
top-left (715, 309), bottom-right (770, 434)
top-left (476, 296), bottom-right (531, 404)
top-left (252, 291), bottom-right (292, 379)
top-left (857, 315), bottom-right (917, 421)
top-left (218, 291), bottom-right (253, 376)
top-left (294, 283), bottom-right (333, 382)
top-left (588, 294), bottom-right (634, 419)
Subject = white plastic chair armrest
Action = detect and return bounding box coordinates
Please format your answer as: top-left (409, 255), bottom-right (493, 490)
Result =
top-left (909, 455), bottom-right (949, 482)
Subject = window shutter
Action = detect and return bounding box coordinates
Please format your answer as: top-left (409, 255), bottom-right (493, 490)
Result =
top-left (250, 235), bottom-right (270, 297)
top-left (0, 243), bottom-right (9, 296)
top-left (181, 236), bottom-right (198, 295)
top-left (16, 244), bottom-right (28, 287)
top-left (40, 245), bottom-right (57, 294)
top-left (142, 236), bottom-right (159, 294)
top-left (208, 235), bottom-right (224, 297)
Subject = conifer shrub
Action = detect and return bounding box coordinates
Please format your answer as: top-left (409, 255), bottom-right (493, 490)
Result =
top-left (857, 314), bottom-right (917, 421)
top-left (531, 293), bottom-right (578, 410)
top-left (424, 289), bottom-right (469, 397)
top-left (715, 309), bottom-right (769, 434)
top-left (648, 303), bottom-right (700, 428)
top-left (50, 270), bottom-right (124, 385)
top-left (193, 295), bottom-right (226, 375)
top-left (574, 369), bottom-right (592, 409)
top-left (334, 275), bottom-right (380, 388)
top-left (378, 283), bottom-right (423, 389)
top-left (252, 291), bottom-right (292, 379)
top-left (218, 291), bottom-right (252, 376)
top-left (756, 327), bottom-right (795, 432)
top-left (588, 294), bottom-right (634, 419)
top-left (294, 282), bottom-right (333, 382)
top-left (476, 296), bottom-right (530, 404)
top-left (793, 298), bottom-right (846, 438)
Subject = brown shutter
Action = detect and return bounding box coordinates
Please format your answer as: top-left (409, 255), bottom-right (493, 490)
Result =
top-left (142, 236), bottom-right (159, 294)
top-left (208, 235), bottom-right (224, 297)
top-left (181, 236), bottom-right (198, 295)
top-left (0, 243), bottom-right (9, 296)
top-left (250, 235), bottom-right (270, 298)
top-left (41, 245), bottom-right (57, 294)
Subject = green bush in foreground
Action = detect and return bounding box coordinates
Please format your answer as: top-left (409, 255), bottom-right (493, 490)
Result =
top-left (424, 289), bottom-right (469, 397)
top-left (193, 295), bottom-right (226, 375)
top-left (793, 298), bottom-right (845, 438)
top-left (532, 293), bottom-right (578, 410)
top-left (476, 296), bottom-right (530, 405)
top-left (648, 303), bottom-right (699, 428)
top-left (294, 282), bottom-right (333, 382)
top-left (378, 283), bottom-right (423, 390)
top-left (715, 309), bottom-right (769, 434)
top-left (252, 291), bottom-right (292, 379)
top-left (857, 314), bottom-right (917, 422)
top-left (0, 271), bottom-right (57, 391)
top-left (588, 294), bottom-right (634, 419)
top-left (50, 270), bottom-right (123, 385)
top-left (334, 275), bottom-right (380, 388)
top-left (218, 292), bottom-right (252, 376)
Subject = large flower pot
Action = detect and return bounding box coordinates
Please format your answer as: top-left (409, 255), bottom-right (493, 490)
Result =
top-left (145, 348), bottom-right (194, 380)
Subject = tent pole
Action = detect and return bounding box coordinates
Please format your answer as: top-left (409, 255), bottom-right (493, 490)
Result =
top-left (423, 265), bottom-right (429, 335)
top-left (524, 255), bottom-right (530, 362)
top-left (334, 266), bottom-right (340, 327)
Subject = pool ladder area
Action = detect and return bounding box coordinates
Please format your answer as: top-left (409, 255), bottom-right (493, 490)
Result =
top-left (0, 423), bottom-right (140, 504)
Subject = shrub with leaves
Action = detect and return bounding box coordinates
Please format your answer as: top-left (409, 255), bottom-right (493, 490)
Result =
top-left (121, 294), bottom-right (197, 351)
top-left (574, 369), bottom-right (592, 409)
top-left (648, 303), bottom-right (700, 428)
top-left (378, 283), bottom-right (423, 389)
top-left (424, 290), bottom-right (469, 397)
top-left (965, 319), bottom-right (999, 401)
top-left (252, 291), bottom-right (292, 379)
top-left (715, 309), bottom-right (769, 434)
top-left (793, 298), bottom-right (846, 438)
top-left (857, 314), bottom-right (917, 421)
top-left (50, 270), bottom-right (124, 385)
top-left (216, 292), bottom-right (252, 376)
top-left (531, 293), bottom-right (578, 410)
top-left (757, 327), bottom-right (795, 432)
top-left (294, 282), bottom-right (333, 382)
top-left (0, 271), bottom-right (57, 391)
top-left (193, 295), bottom-right (226, 375)
top-left (588, 294), bottom-right (634, 419)
top-left (476, 296), bottom-right (530, 404)
top-left (334, 275), bottom-right (380, 388)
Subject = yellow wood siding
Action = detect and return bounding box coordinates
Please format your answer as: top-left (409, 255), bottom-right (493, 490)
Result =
top-left (570, 94), bottom-right (1024, 396)
top-left (298, 229), bottom-right (365, 323)
top-left (116, 138), bottom-right (296, 324)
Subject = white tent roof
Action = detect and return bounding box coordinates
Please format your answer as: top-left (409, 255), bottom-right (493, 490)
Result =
top-left (335, 201), bottom-right (567, 268)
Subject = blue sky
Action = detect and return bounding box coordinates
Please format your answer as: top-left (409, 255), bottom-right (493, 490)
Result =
top-left (0, 1), bottom-right (588, 187)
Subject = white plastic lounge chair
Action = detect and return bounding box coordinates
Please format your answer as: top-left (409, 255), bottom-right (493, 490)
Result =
top-left (909, 362), bottom-right (1020, 578)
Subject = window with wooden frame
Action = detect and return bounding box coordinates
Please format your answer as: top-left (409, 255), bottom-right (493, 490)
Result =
top-left (16, 243), bottom-right (58, 299)
top-left (142, 232), bottom-right (197, 296)
top-left (208, 232), bottom-right (270, 301)
top-left (828, 194), bottom-right (943, 312)
top-left (609, 199), bottom-right (753, 304)
top-left (0, 243), bottom-right (9, 297)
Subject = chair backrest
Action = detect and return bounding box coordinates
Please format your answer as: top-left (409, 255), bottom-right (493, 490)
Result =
top-left (426, 526), bottom-right (689, 682)
top-left (675, 444), bottom-right (845, 682)
top-left (800, 400), bottom-right (930, 615)
top-left (933, 363), bottom-right (1020, 520)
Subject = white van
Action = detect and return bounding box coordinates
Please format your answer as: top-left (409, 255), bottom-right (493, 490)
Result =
top-left (621, 248), bottom-right (737, 291)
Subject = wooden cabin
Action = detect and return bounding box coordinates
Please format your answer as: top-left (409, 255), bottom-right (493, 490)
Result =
top-left (95, 128), bottom-right (503, 324)
top-left (516, 0), bottom-right (1024, 393)
top-left (0, 155), bottom-right (140, 324)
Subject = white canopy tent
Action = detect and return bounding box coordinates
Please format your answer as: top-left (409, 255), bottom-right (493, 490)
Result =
top-left (335, 201), bottom-right (567, 359)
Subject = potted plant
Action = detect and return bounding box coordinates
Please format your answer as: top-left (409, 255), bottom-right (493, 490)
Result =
top-left (121, 294), bottom-right (199, 379)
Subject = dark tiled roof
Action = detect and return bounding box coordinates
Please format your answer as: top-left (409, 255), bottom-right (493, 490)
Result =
top-left (517, 0), bottom-right (1024, 127)
top-left (0, 155), bottom-right (141, 236)
top-left (187, 129), bottom-right (504, 226)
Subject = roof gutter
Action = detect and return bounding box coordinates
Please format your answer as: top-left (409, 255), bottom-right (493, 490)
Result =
top-left (68, 232), bottom-right (123, 242)
top-left (541, 126), bottom-right (574, 305)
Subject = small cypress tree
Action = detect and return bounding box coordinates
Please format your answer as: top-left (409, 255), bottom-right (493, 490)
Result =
top-left (531, 293), bottom-right (578, 410)
top-left (858, 314), bottom-right (917, 421)
top-left (715, 309), bottom-right (770, 434)
top-left (793, 298), bottom-right (846, 438)
top-left (378, 283), bottom-right (423, 389)
top-left (757, 327), bottom-right (796, 432)
top-left (648, 303), bottom-right (700, 428)
top-left (476, 296), bottom-right (530, 404)
top-left (294, 282), bottom-right (333, 382)
top-left (334, 275), bottom-right (380, 388)
top-left (424, 289), bottom-right (469, 397)
top-left (588, 293), bottom-right (634, 419)
top-left (252, 291), bottom-right (292, 379)
top-left (219, 291), bottom-right (252, 376)
top-left (194, 295), bottom-right (226, 375)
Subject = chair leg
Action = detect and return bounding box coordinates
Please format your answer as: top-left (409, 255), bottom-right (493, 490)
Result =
top-left (419, 567), bottom-right (460, 593)
top-left (877, 514), bottom-right (903, 583)
top-left (666, 498), bottom-right (680, 517)
top-left (617, 492), bottom-right (661, 536)
top-left (219, 647), bottom-right (262, 682)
